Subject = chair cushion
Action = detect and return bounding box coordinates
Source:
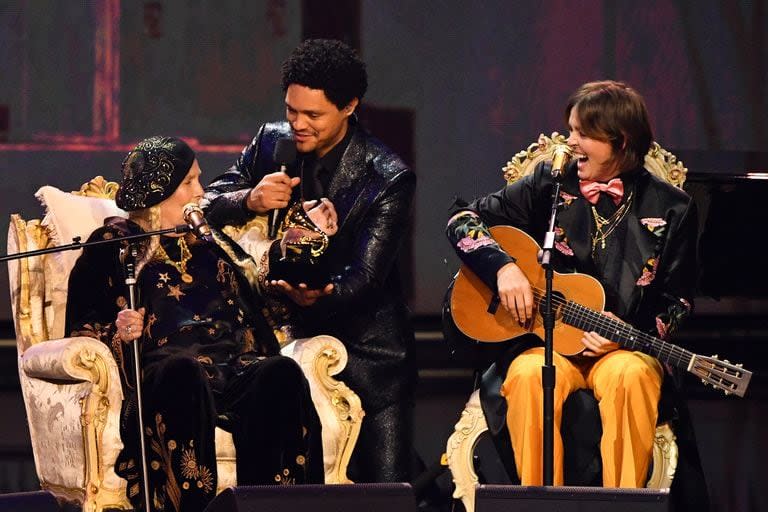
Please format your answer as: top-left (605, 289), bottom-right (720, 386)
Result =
top-left (35, 185), bottom-right (127, 275)
top-left (34, 186), bottom-right (127, 339)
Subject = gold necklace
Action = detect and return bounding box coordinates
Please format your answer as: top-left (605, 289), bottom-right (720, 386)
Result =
top-left (156, 236), bottom-right (194, 283)
top-left (591, 192), bottom-right (633, 253)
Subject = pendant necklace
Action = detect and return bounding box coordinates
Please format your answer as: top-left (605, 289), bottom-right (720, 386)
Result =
top-left (157, 236), bottom-right (194, 283)
top-left (591, 192), bottom-right (633, 254)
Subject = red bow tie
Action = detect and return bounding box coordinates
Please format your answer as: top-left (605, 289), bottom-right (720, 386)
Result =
top-left (579, 178), bottom-right (624, 205)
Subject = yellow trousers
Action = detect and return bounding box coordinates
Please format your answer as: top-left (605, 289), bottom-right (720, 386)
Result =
top-left (500, 347), bottom-right (662, 487)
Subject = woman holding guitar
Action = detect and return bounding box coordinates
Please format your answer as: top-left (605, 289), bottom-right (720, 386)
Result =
top-left (446, 81), bottom-right (709, 510)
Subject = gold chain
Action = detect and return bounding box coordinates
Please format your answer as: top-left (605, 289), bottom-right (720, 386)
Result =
top-left (156, 236), bottom-right (194, 283)
top-left (591, 192), bottom-right (633, 253)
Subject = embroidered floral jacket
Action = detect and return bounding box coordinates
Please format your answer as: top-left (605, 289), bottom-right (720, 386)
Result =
top-left (446, 161), bottom-right (698, 339)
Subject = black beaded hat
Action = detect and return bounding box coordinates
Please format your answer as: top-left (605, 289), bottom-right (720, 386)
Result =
top-left (115, 136), bottom-right (195, 211)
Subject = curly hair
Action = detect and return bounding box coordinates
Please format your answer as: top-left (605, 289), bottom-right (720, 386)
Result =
top-left (281, 39), bottom-right (368, 109)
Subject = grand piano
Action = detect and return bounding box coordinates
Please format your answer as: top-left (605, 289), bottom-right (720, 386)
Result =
top-left (675, 150), bottom-right (768, 399)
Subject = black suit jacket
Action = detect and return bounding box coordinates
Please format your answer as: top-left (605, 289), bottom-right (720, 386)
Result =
top-left (463, 161), bottom-right (698, 332)
top-left (204, 120), bottom-right (417, 412)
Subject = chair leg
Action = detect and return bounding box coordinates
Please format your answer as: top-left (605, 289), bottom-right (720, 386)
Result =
top-left (646, 422), bottom-right (678, 489)
top-left (445, 390), bottom-right (487, 512)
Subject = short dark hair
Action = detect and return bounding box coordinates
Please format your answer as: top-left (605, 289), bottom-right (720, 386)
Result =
top-left (281, 39), bottom-right (368, 109)
top-left (565, 80), bottom-right (653, 171)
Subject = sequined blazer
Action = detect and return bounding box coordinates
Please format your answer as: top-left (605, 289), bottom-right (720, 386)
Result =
top-left (204, 120), bottom-right (417, 412)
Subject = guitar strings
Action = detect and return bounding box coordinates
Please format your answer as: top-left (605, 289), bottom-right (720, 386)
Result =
top-left (487, 275), bottom-right (740, 392)
top-left (484, 281), bottom-right (740, 393)
top-left (524, 287), bottom-right (695, 366)
top-left (567, 301), bottom-right (743, 388)
top-left (496, 285), bottom-right (738, 385)
top-left (568, 302), bottom-right (692, 365)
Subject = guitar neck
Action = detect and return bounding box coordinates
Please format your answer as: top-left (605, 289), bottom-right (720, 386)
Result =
top-left (562, 301), bottom-right (693, 371)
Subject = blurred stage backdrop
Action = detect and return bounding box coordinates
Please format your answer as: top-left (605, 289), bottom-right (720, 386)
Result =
top-left (1, 1), bottom-right (767, 511)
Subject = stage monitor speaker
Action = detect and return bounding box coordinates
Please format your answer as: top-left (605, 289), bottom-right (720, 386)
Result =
top-left (203, 483), bottom-right (417, 512)
top-left (0, 490), bottom-right (59, 511)
top-left (476, 485), bottom-right (670, 512)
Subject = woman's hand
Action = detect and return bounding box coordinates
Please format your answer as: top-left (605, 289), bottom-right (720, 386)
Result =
top-left (116, 307), bottom-right (146, 342)
top-left (581, 311), bottom-right (622, 357)
top-left (304, 198), bottom-right (338, 235)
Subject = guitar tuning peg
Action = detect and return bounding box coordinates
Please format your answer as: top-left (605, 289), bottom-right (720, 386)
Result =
top-left (737, 363), bottom-right (743, 368)
top-left (724, 359), bottom-right (731, 364)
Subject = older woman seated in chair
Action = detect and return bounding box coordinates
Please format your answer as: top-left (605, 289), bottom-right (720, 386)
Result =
top-left (65, 136), bottom-right (334, 512)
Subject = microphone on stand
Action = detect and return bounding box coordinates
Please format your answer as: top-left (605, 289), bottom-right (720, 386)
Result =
top-left (550, 145), bottom-right (573, 181)
top-left (183, 203), bottom-right (214, 243)
top-left (269, 138), bottom-right (298, 238)
top-left (172, 224), bottom-right (192, 234)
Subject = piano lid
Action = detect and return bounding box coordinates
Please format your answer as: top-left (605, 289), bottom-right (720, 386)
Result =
top-left (677, 149), bottom-right (768, 301)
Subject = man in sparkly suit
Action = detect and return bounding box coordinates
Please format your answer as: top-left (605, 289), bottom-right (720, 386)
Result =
top-left (204, 39), bottom-right (417, 484)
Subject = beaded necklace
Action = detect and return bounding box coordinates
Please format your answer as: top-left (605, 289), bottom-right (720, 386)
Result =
top-left (590, 192), bottom-right (633, 254)
top-left (156, 236), bottom-right (194, 283)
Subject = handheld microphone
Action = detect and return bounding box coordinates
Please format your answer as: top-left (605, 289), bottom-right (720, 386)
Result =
top-left (550, 145), bottom-right (573, 180)
top-left (269, 138), bottom-right (298, 238)
top-left (183, 203), bottom-right (214, 243)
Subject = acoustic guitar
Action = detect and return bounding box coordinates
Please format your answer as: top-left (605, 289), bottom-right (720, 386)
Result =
top-left (449, 225), bottom-right (752, 397)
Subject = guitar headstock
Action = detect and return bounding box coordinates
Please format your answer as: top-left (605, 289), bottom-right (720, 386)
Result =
top-left (690, 354), bottom-right (752, 397)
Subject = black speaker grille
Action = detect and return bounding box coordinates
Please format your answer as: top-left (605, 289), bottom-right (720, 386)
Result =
top-left (204, 483), bottom-right (417, 512)
top-left (476, 485), bottom-right (670, 512)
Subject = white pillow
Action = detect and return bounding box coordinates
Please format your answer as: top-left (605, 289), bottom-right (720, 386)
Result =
top-left (35, 185), bottom-right (127, 275)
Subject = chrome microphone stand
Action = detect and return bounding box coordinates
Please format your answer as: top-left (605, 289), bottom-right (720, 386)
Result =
top-left (120, 244), bottom-right (152, 512)
top-left (538, 146), bottom-right (572, 486)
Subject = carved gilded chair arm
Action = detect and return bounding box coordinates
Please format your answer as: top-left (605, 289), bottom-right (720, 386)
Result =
top-left (280, 335), bottom-right (348, 376)
top-left (21, 336), bottom-right (121, 397)
top-left (20, 336), bottom-right (128, 510)
top-left (280, 335), bottom-right (364, 484)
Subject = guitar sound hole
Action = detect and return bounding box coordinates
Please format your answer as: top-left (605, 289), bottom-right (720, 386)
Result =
top-left (536, 291), bottom-right (566, 322)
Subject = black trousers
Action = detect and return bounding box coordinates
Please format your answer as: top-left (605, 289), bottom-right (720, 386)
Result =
top-left (117, 351), bottom-right (324, 512)
top-left (347, 399), bottom-right (415, 483)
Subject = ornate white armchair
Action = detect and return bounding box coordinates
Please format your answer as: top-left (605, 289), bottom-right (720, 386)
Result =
top-left (6, 177), bottom-right (364, 512)
top-left (445, 133), bottom-right (685, 512)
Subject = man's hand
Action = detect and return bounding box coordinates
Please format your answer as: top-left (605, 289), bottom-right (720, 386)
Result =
top-left (581, 311), bottom-right (622, 357)
top-left (246, 172), bottom-right (301, 213)
top-left (305, 198), bottom-right (339, 235)
top-left (269, 280), bottom-right (334, 307)
top-left (497, 262), bottom-right (534, 324)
